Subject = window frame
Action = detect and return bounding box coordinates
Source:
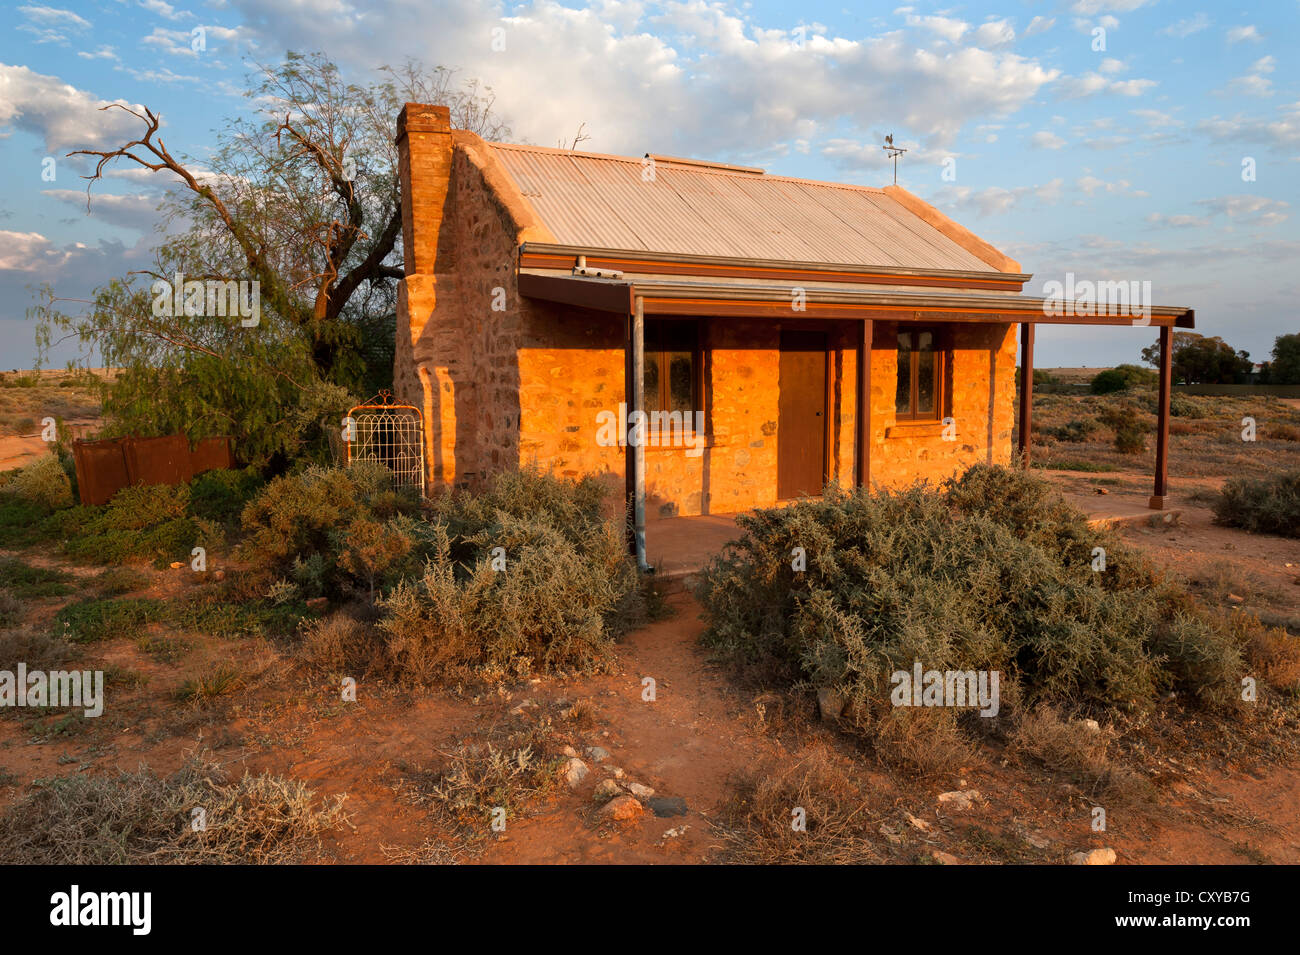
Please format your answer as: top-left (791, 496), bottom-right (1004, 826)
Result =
top-left (894, 326), bottom-right (946, 422)
top-left (642, 318), bottom-right (702, 417)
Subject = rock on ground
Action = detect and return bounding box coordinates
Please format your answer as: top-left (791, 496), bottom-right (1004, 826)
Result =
top-left (563, 758), bottom-right (589, 789)
top-left (1070, 848), bottom-right (1117, 866)
top-left (598, 795), bottom-right (644, 822)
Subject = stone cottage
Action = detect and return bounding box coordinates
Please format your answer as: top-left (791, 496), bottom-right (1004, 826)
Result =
top-left (393, 103), bottom-right (1193, 566)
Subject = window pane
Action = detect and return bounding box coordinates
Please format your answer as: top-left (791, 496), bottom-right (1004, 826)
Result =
top-left (668, 352), bottom-right (694, 413)
top-left (916, 332), bottom-right (936, 415)
top-left (643, 353), bottom-right (661, 411)
top-left (895, 331), bottom-right (913, 415)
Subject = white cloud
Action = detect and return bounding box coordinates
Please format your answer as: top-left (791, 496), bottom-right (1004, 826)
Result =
top-left (1070, 0), bottom-right (1151, 14)
top-left (41, 189), bottom-right (164, 234)
top-left (972, 19), bottom-right (1015, 49)
top-left (1077, 175), bottom-right (1145, 197)
top-left (77, 45), bottom-right (120, 61)
top-left (207, 0), bottom-right (1058, 157)
top-left (1197, 101), bottom-right (1300, 149)
top-left (1146, 212), bottom-right (1211, 228)
top-left (1194, 194), bottom-right (1289, 225)
top-left (0, 63), bottom-right (148, 153)
top-left (17, 4), bottom-right (91, 43)
top-left (18, 5), bottom-right (90, 28)
top-left (136, 0), bottom-right (191, 20)
top-left (1226, 25), bottom-right (1261, 44)
top-left (1160, 13), bottom-right (1211, 38)
top-left (904, 14), bottom-right (969, 43)
top-left (1023, 16), bottom-right (1055, 38)
top-left (141, 24), bottom-right (244, 57)
top-left (932, 178), bottom-right (1062, 216)
top-left (0, 230), bottom-right (66, 272)
top-left (1131, 108), bottom-right (1182, 129)
top-left (1058, 71), bottom-right (1155, 99)
top-left (1219, 56), bottom-right (1275, 98)
top-left (1030, 130), bottom-right (1066, 149)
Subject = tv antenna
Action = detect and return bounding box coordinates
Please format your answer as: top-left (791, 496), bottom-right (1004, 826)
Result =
top-left (883, 134), bottom-right (907, 185)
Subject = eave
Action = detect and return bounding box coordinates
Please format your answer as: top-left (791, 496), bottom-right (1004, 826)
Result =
top-left (518, 269), bottom-right (1195, 329)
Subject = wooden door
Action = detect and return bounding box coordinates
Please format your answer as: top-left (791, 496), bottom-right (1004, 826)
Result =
top-left (777, 330), bottom-right (828, 499)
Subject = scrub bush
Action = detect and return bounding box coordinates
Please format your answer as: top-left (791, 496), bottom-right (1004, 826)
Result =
top-left (1098, 403), bottom-right (1148, 454)
top-left (237, 463), bottom-right (421, 597)
top-left (1213, 471), bottom-right (1300, 538)
top-left (54, 485), bottom-right (198, 566)
top-left (0, 454), bottom-right (72, 511)
top-left (375, 467), bottom-right (639, 683)
top-left (695, 466), bottom-right (1250, 769)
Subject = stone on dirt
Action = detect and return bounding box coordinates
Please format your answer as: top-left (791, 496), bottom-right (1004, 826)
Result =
top-left (647, 796), bottom-right (688, 817)
top-left (626, 781), bottom-right (655, 799)
top-left (598, 795), bottom-right (644, 822)
top-left (817, 687), bottom-right (845, 721)
top-left (1070, 848), bottom-right (1117, 865)
top-left (937, 790), bottom-right (980, 811)
top-left (563, 757), bottom-right (589, 789)
top-left (593, 778), bottom-right (622, 802)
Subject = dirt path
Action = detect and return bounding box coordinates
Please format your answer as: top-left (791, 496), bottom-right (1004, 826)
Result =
top-left (477, 594), bottom-right (783, 863)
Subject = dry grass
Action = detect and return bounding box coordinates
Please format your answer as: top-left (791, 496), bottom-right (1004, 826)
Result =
top-left (0, 752), bottom-right (346, 864)
top-left (713, 745), bottom-right (885, 864)
top-left (0, 625), bottom-right (75, 673)
top-left (1007, 706), bottom-right (1154, 803)
top-left (393, 723), bottom-right (563, 848)
top-left (0, 370), bottom-right (104, 436)
top-left (1029, 391), bottom-right (1300, 482)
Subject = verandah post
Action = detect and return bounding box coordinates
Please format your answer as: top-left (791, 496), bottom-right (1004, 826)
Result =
top-left (856, 318), bottom-right (872, 488)
top-left (1149, 323), bottom-right (1172, 509)
top-left (1017, 322), bottom-right (1034, 467)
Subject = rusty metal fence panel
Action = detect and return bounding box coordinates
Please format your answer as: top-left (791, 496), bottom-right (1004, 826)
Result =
top-left (72, 434), bottom-right (235, 506)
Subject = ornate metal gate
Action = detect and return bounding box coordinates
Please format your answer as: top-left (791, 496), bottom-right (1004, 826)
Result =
top-left (344, 391), bottom-right (425, 496)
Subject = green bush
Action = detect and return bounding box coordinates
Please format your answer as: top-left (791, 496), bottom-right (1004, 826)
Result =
top-left (1091, 364), bottom-right (1157, 394)
top-left (0, 454), bottom-right (72, 511)
top-left (1169, 393), bottom-right (1208, 418)
top-left (187, 467), bottom-right (264, 523)
top-left (1213, 472), bottom-right (1300, 538)
top-left (0, 558), bottom-right (73, 598)
top-left (54, 597), bottom-right (166, 643)
top-left (694, 466), bottom-right (1247, 768)
top-left (237, 463), bottom-right (421, 598)
top-left (1098, 403), bottom-right (1148, 454)
top-left (56, 485), bottom-right (199, 566)
top-left (1044, 419), bottom-right (1098, 443)
top-left (375, 468), bottom-right (639, 683)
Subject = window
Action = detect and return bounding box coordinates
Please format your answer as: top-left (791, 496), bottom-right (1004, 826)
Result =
top-left (895, 328), bottom-right (943, 421)
top-left (642, 320), bottom-right (699, 415)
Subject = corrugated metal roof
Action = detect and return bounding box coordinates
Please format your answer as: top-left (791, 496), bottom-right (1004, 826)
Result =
top-left (490, 143), bottom-right (996, 272)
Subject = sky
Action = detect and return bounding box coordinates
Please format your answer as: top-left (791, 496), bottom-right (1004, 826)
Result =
top-left (0, 0), bottom-right (1297, 369)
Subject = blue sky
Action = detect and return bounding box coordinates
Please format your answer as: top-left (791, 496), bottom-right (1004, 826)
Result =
top-left (1, 0), bottom-right (1296, 369)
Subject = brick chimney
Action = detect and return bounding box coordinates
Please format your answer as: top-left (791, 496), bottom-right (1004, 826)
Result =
top-left (396, 103), bottom-right (452, 277)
